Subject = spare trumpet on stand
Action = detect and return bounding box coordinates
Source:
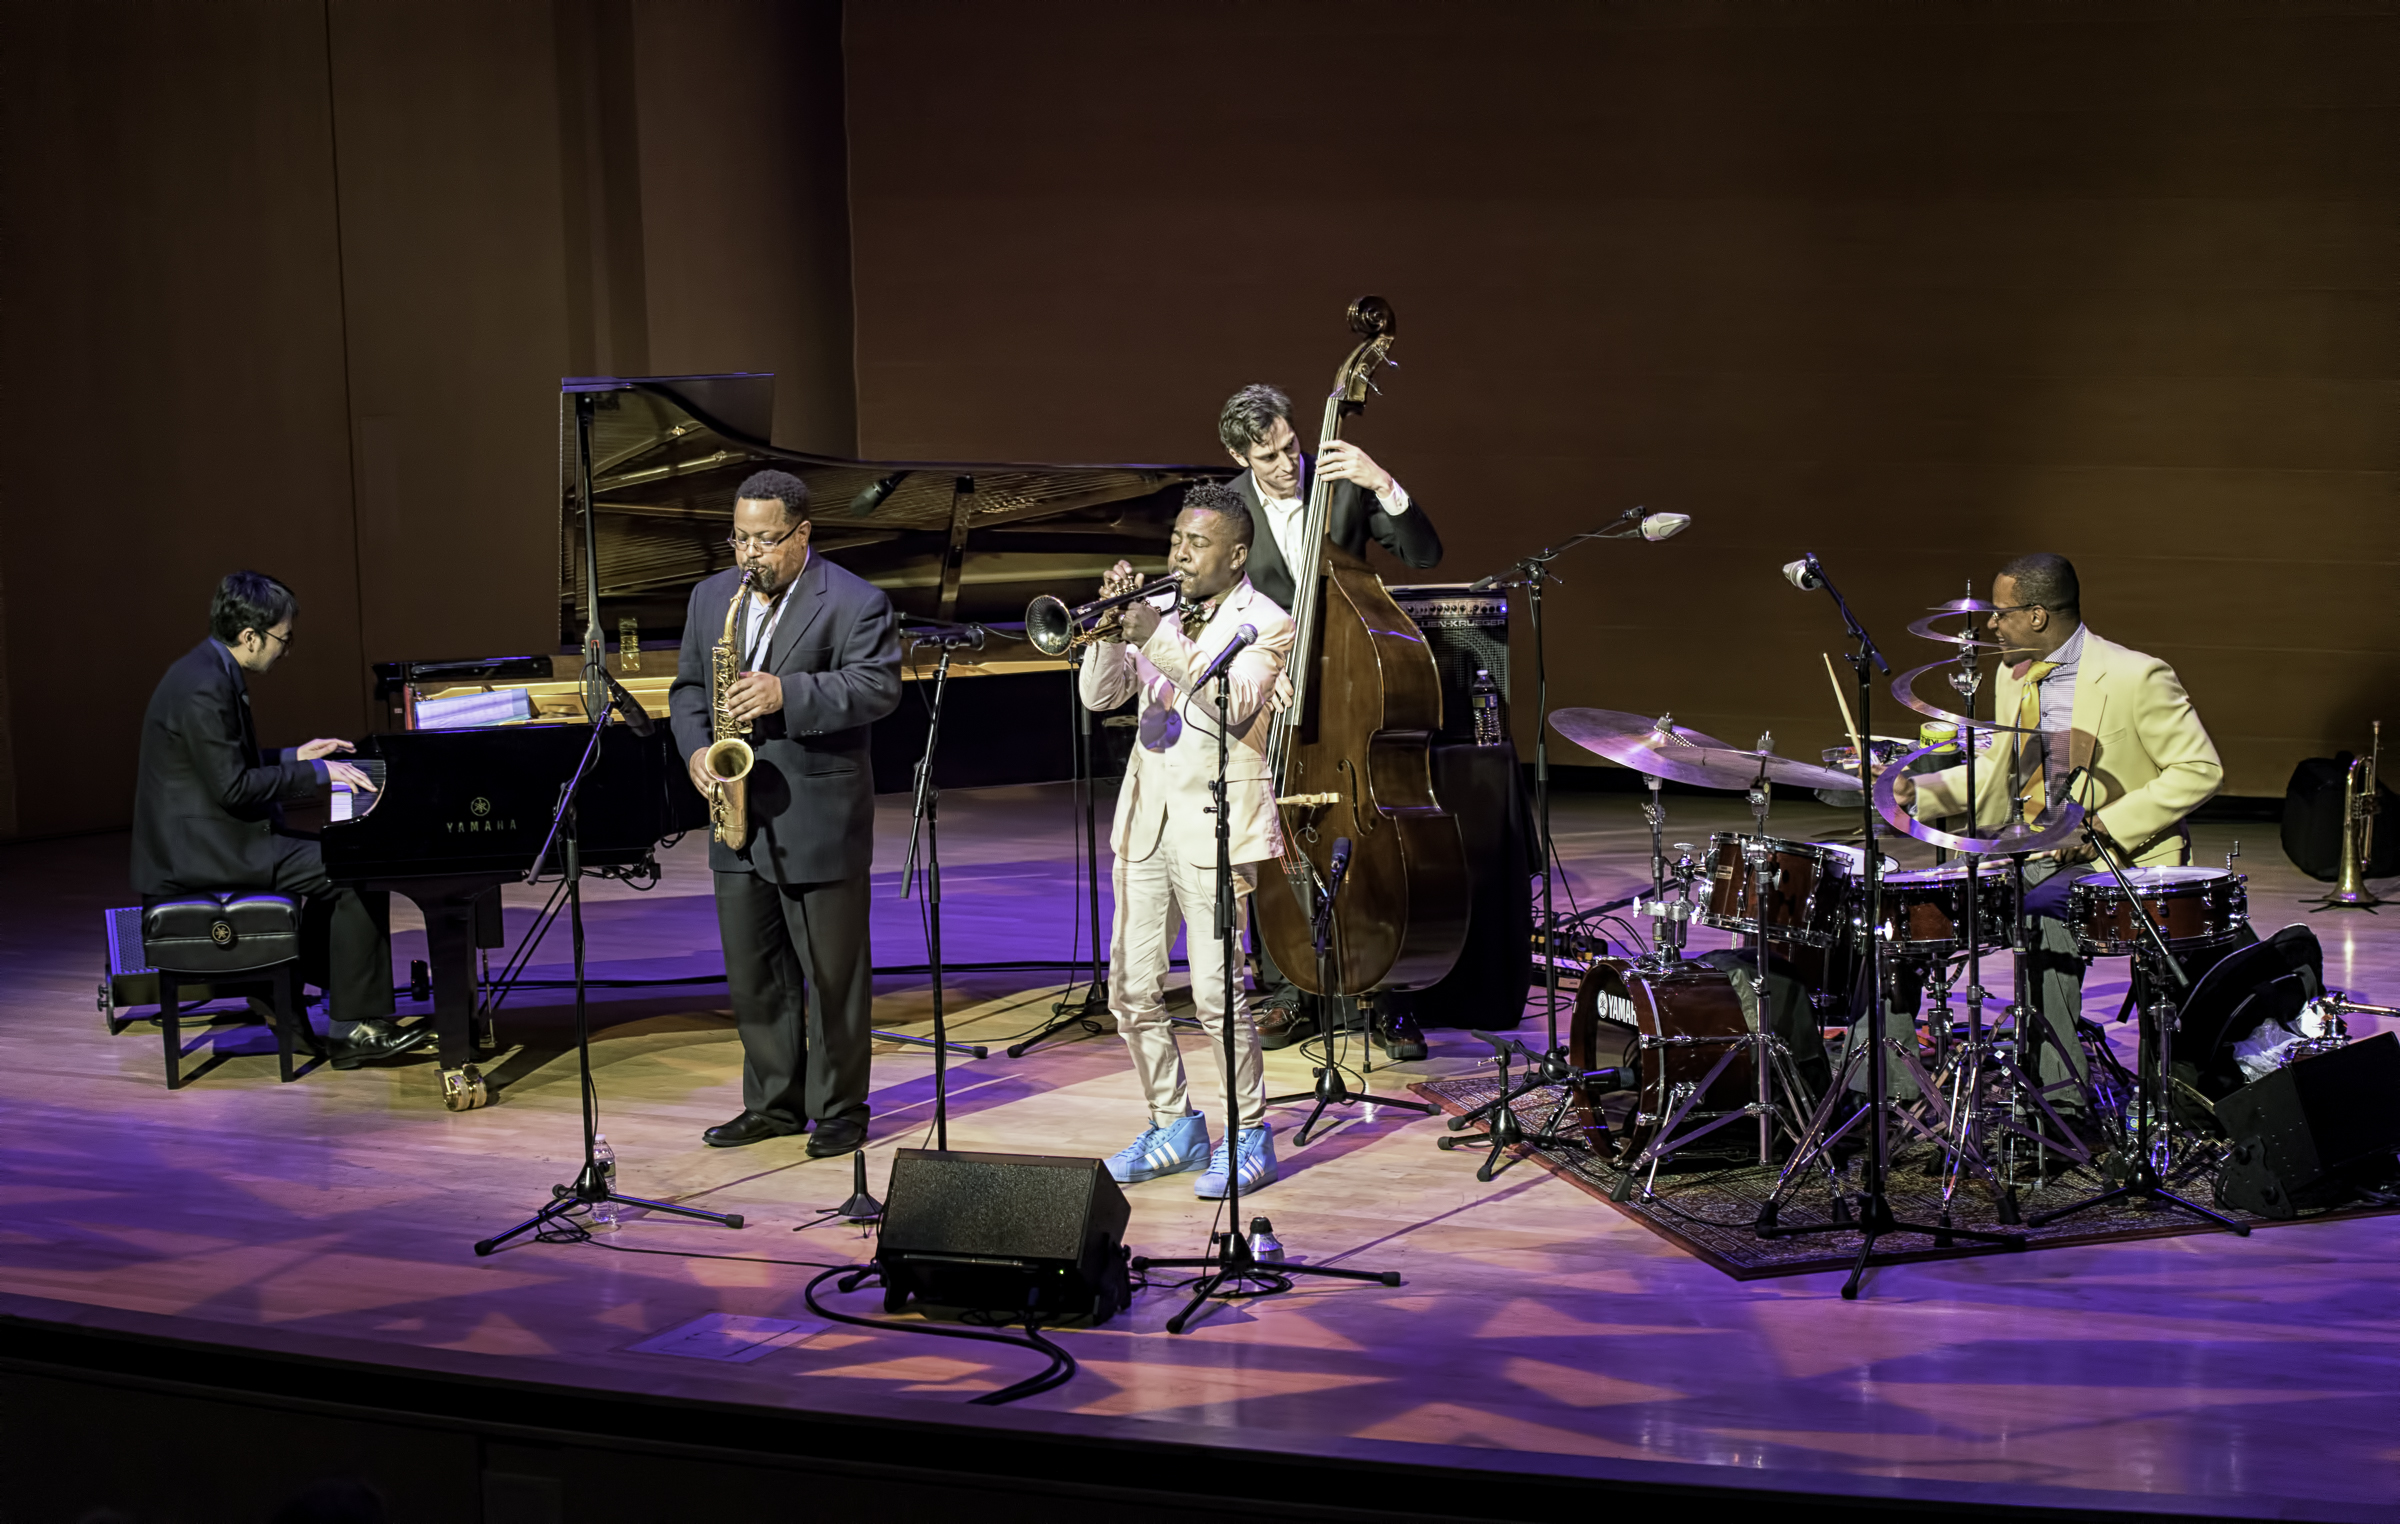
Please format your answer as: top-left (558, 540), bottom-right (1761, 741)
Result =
top-left (703, 569), bottom-right (757, 847)
top-left (2308, 720), bottom-right (2383, 910)
top-left (1023, 572), bottom-right (1183, 656)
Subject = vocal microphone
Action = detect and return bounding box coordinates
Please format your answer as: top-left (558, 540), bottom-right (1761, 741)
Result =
top-left (1639, 512), bottom-right (1692, 542)
top-left (1193, 623), bottom-right (1258, 687)
top-left (1781, 554), bottom-right (1824, 591)
top-left (600, 670), bottom-right (656, 736)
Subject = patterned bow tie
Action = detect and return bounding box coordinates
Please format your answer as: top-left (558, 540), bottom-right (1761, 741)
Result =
top-left (1180, 596), bottom-right (1218, 638)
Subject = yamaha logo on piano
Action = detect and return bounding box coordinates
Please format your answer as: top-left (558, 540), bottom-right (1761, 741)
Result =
top-left (446, 795), bottom-right (519, 834)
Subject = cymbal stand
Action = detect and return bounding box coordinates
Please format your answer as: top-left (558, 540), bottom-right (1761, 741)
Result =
top-left (2028, 833), bottom-right (2250, 1235)
top-left (1133, 661), bottom-right (1402, 1332)
top-left (1755, 558), bottom-right (2019, 1296)
top-left (1643, 773), bottom-right (1668, 896)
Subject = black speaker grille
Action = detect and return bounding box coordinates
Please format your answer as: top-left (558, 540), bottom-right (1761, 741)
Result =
top-left (882, 1152), bottom-right (1096, 1262)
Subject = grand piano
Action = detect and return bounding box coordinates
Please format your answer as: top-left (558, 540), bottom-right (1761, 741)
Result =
top-left (325, 373), bottom-right (1220, 1109)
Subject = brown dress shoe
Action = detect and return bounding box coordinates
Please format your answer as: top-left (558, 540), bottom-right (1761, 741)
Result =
top-left (1258, 1004), bottom-right (1318, 1051)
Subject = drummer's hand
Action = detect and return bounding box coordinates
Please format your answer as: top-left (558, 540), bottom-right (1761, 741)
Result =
top-left (1118, 598), bottom-right (1162, 646)
top-left (2053, 822), bottom-right (2107, 865)
top-left (1882, 768), bottom-right (1917, 808)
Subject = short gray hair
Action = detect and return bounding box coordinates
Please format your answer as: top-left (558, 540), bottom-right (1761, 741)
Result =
top-left (1217, 384), bottom-right (1291, 457)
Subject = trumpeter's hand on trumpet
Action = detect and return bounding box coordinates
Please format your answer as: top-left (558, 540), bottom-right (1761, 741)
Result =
top-left (1108, 560), bottom-right (1164, 645)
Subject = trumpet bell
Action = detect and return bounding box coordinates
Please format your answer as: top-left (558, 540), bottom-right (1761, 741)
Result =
top-left (1025, 594), bottom-right (1077, 657)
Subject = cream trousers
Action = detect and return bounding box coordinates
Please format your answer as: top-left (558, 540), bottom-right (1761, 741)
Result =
top-left (1109, 848), bottom-right (1263, 1130)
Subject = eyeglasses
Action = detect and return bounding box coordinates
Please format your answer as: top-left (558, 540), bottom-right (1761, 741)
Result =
top-left (1988, 603), bottom-right (2044, 617)
top-left (261, 628), bottom-right (293, 650)
top-left (726, 527), bottom-right (803, 552)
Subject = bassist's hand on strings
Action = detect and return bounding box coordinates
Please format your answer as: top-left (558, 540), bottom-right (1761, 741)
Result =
top-left (1315, 438), bottom-right (1395, 496)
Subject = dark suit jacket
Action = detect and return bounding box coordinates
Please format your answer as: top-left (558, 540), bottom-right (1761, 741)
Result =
top-left (669, 554), bottom-right (903, 885)
top-left (131, 641), bottom-right (324, 895)
top-left (1233, 467), bottom-right (1443, 612)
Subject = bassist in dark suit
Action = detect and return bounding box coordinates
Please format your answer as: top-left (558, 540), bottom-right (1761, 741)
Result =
top-left (669, 470), bottom-right (903, 1157)
top-left (1217, 384), bottom-right (1445, 1054)
top-left (131, 571), bottom-right (430, 1068)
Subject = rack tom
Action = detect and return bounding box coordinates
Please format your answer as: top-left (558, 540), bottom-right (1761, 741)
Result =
top-left (1699, 833), bottom-right (1857, 949)
top-left (1876, 861), bottom-right (2018, 954)
top-left (1570, 959), bottom-right (1754, 1161)
top-left (2066, 866), bottom-right (2248, 957)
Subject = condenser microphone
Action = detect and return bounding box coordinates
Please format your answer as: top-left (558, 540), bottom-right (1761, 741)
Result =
top-left (1324, 836), bottom-right (1355, 901)
top-left (1193, 623), bottom-right (1258, 687)
top-left (848, 470), bottom-right (910, 517)
top-left (1639, 512), bottom-right (1691, 542)
top-left (1782, 555), bottom-right (1823, 591)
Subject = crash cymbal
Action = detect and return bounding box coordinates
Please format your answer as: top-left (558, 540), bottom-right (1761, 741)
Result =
top-left (1548, 709), bottom-right (1859, 792)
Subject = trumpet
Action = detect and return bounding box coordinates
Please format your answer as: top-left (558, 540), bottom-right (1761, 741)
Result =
top-left (1024, 572), bottom-right (1183, 656)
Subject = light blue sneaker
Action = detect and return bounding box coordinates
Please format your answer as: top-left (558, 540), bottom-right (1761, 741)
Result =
top-left (1194, 1124), bottom-right (1278, 1199)
top-left (1105, 1113), bottom-right (1211, 1184)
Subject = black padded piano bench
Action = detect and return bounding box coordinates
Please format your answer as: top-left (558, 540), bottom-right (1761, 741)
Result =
top-left (141, 892), bottom-right (324, 1088)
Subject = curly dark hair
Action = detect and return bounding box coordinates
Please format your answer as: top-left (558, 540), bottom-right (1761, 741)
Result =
top-left (1217, 384), bottom-right (1291, 458)
top-left (209, 571), bottom-right (296, 645)
top-left (735, 468), bottom-right (811, 523)
top-left (1997, 552), bottom-right (2080, 618)
top-left (1180, 479), bottom-right (1254, 547)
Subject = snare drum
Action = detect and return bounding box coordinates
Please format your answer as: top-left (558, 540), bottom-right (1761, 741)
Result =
top-left (1876, 861), bottom-right (2019, 954)
top-left (2066, 866), bottom-right (2248, 957)
top-left (1569, 959), bottom-right (1756, 1161)
top-left (1700, 833), bottom-right (1857, 949)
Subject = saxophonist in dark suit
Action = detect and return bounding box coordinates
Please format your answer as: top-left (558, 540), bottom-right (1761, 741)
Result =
top-left (669, 470), bottom-right (903, 1156)
top-left (131, 571), bottom-right (431, 1068)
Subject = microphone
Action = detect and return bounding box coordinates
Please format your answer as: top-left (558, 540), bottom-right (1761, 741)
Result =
top-left (906, 621), bottom-right (987, 652)
top-left (1193, 623), bottom-right (1258, 687)
top-left (1639, 512), bottom-right (1691, 542)
top-left (1324, 836), bottom-right (1355, 902)
top-left (599, 669), bottom-right (654, 735)
top-left (848, 470), bottom-right (910, 518)
top-left (1781, 555), bottom-right (1823, 591)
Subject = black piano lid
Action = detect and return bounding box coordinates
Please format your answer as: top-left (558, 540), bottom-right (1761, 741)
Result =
top-left (562, 373), bottom-right (1221, 643)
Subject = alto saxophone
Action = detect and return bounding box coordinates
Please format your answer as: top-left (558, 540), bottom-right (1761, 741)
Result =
top-left (703, 570), bottom-right (758, 847)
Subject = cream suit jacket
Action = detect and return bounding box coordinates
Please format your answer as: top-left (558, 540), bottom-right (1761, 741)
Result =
top-left (1914, 629), bottom-right (2222, 866)
top-left (1079, 577), bottom-right (1295, 869)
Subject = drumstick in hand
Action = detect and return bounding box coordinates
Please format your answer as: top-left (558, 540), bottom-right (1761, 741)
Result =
top-left (1823, 652), bottom-right (1867, 764)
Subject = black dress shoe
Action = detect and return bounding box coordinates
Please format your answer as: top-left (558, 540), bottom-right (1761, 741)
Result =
top-left (806, 1116), bottom-right (868, 1158)
top-left (1258, 1004), bottom-right (1318, 1051)
top-left (704, 1110), bottom-right (802, 1148)
top-left (330, 1019), bottom-right (436, 1070)
top-left (1377, 1011), bottom-right (1429, 1062)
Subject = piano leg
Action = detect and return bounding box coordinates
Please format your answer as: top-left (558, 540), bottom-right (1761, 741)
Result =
top-left (418, 893), bottom-right (490, 1111)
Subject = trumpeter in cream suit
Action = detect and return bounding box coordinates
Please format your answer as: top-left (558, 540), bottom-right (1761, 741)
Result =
top-left (1901, 553), bottom-right (2223, 1109)
top-left (1079, 483), bottom-right (1296, 1198)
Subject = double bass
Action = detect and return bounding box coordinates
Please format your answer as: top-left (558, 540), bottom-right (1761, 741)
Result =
top-left (1253, 298), bottom-right (1469, 994)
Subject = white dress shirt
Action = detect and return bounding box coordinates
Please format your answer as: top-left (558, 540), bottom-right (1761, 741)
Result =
top-left (1255, 460), bottom-right (1413, 576)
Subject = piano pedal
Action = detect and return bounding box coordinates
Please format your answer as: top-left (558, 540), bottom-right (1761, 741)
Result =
top-left (441, 1064), bottom-right (489, 1112)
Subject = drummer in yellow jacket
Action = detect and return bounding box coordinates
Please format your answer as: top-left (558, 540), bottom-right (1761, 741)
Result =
top-left (1899, 552), bottom-right (2223, 1114)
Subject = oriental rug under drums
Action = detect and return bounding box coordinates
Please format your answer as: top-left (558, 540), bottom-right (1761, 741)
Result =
top-left (1409, 1071), bottom-right (2399, 1279)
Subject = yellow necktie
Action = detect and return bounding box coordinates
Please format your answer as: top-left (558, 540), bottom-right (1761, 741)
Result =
top-left (2014, 659), bottom-right (2062, 823)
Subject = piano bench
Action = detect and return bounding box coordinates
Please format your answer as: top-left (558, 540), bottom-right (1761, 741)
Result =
top-left (138, 893), bottom-right (324, 1089)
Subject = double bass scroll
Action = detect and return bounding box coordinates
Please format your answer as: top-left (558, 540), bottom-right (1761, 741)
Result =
top-left (1254, 297), bottom-right (1469, 997)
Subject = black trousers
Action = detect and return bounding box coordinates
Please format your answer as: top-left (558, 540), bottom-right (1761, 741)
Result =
top-left (268, 836), bottom-right (395, 1032)
top-left (714, 870), bottom-right (873, 1128)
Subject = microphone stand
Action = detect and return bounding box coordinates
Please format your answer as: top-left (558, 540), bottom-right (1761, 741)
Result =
top-left (898, 629), bottom-right (987, 1150)
top-left (1133, 657), bottom-right (1401, 1332)
top-left (1754, 556), bottom-right (2020, 1298)
top-left (475, 683), bottom-right (745, 1255)
top-left (1266, 842), bottom-right (1437, 1146)
top-left (1008, 642), bottom-right (1112, 1059)
top-left (1472, 506), bottom-right (1659, 1056)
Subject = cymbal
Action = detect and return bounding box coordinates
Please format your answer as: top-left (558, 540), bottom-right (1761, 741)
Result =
top-left (1547, 709), bottom-right (1859, 793)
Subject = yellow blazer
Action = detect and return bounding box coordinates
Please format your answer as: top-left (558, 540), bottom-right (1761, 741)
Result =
top-left (1913, 630), bottom-right (2221, 866)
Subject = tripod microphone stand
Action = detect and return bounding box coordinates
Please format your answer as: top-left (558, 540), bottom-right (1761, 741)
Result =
top-left (1753, 554), bottom-right (2019, 1298)
top-left (475, 679), bottom-right (745, 1255)
top-left (1132, 654), bottom-right (1400, 1333)
top-left (1266, 836), bottom-right (1437, 1146)
top-left (897, 628), bottom-right (992, 1149)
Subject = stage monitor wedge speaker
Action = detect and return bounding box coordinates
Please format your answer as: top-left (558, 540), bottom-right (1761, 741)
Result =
top-left (2214, 1031), bottom-right (2400, 1220)
top-left (876, 1149), bottom-right (1132, 1323)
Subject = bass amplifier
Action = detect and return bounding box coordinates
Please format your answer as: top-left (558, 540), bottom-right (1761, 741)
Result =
top-left (1389, 583), bottom-right (1509, 745)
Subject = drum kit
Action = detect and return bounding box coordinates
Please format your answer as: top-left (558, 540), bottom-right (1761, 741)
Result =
top-left (1545, 594), bottom-right (2259, 1236)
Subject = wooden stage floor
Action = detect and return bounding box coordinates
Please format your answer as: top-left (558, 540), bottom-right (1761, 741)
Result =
top-left (4, 784), bottom-right (2398, 1520)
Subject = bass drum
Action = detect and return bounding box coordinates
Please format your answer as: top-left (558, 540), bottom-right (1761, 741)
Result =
top-left (1569, 959), bottom-right (1753, 1162)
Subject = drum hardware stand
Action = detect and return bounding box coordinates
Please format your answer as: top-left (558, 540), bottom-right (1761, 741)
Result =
top-left (2028, 829), bottom-right (2250, 1236)
top-left (1755, 554), bottom-right (2020, 1296)
top-left (1009, 644), bottom-right (1115, 1058)
top-left (475, 690), bottom-right (745, 1255)
top-left (1134, 661), bottom-right (1402, 1331)
top-left (1436, 1032), bottom-right (1595, 1182)
top-left (1270, 840), bottom-right (1437, 1147)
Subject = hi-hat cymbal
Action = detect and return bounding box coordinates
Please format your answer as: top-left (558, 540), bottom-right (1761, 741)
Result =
top-left (1547, 708), bottom-right (1859, 793)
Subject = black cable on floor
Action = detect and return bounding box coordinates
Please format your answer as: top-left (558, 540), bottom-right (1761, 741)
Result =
top-left (802, 1266), bottom-right (1076, 1406)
